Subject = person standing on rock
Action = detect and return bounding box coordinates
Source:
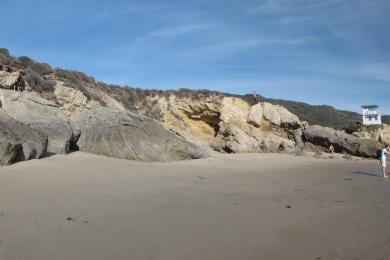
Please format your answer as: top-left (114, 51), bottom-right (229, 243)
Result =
top-left (14, 69), bottom-right (22, 91)
top-left (380, 144), bottom-right (389, 178)
top-left (253, 91), bottom-right (258, 103)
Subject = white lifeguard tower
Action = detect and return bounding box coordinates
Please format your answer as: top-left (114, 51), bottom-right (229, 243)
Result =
top-left (361, 105), bottom-right (382, 125)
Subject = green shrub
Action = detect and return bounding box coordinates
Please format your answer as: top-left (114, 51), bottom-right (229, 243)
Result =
top-left (24, 68), bottom-right (55, 93)
top-left (54, 68), bottom-right (95, 84)
top-left (54, 68), bottom-right (94, 99)
top-left (18, 56), bottom-right (53, 75)
top-left (344, 123), bottom-right (361, 134)
top-left (0, 48), bottom-right (13, 65)
top-left (0, 48), bottom-right (9, 57)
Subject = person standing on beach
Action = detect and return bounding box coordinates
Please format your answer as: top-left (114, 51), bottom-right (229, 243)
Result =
top-left (380, 144), bottom-right (389, 178)
top-left (329, 144), bottom-right (335, 154)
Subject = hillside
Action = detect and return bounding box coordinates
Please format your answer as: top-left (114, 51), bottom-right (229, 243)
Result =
top-left (241, 94), bottom-right (362, 129)
top-left (0, 47), bottom-right (379, 129)
top-left (0, 47), bottom-right (386, 162)
top-left (382, 115), bottom-right (390, 124)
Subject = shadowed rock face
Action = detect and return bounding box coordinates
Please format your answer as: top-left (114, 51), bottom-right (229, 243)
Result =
top-left (303, 125), bottom-right (382, 158)
top-left (0, 90), bottom-right (73, 154)
top-left (71, 107), bottom-right (208, 162)
top-left (0, 110), bottom-right (47, 165)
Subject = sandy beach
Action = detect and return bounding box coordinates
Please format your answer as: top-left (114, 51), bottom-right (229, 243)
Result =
top-left (1, 152), bottom-right (390, 260)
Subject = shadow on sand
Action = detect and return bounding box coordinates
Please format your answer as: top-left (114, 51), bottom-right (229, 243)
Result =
top-left (353, 171), bottom-right (380, 177)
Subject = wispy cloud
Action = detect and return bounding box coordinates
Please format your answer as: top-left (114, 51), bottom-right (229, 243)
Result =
top-left (23, 12), bottom-right (78, 29)
top-left (280, 16), bottom-right (318, 24)
top-left (207, 36), bottom-right (318, 51)
top-left (90, 2), bottom-right (170, 20)
top-left (146, 24), bottom-right (213, 39)
top-left (131, 23), bottom-right (215, 45)
top-left (248, 0), bottom-right (345, 14)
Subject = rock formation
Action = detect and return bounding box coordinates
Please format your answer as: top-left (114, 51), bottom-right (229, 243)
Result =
top-left (53, 81), bottom-right (88, 116)
top-left (353, 125), bottom-right (390, 144)
top-left (0, 90), bottom-right (73, 154)
top-left (0, 65), bottom-right (28, 91)
top-left (1, 49), bottom-right (389, 165)
top-left (71, 107), bottom-right (207, 162)
top-left (212, 98), bottom-right (298, 153)
top-left (0, 109), bottom-right (47, 165)
top-left (303, 125), bottom-right (382, 158)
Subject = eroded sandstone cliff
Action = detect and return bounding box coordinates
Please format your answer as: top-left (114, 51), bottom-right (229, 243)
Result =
top-left (0, 51), bottom-right (387, 165)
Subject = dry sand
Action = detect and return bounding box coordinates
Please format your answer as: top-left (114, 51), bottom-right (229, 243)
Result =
top-left (0, 152), bottom-right (390, 260)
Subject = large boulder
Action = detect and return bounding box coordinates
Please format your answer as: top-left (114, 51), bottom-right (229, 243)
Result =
top-left (260, 102), bottom-right (302, 129)
top-left (247, 103), bottom-right (263, 127)
top-left (303, 125), bottom-right (381, 158)
top-left (275, 105), bottom-right (302, 129)
top-left (212, 123), bottom-right (296, 153)
top-left (53, 81), bottom-right (88, 116)
top-left (262, 102), bottom-right (281, 126)
top-left (219, 97), bottom-right (250, 127)
top-left (0, 109), bottom-right (47, 165)
top-left (212, 124), bottom-right (258, 153)
top-left (70, 107), bottom-right (207, 162)
top-left (212, 98), bottom-right (298, 153)
top-left (0, 90), bottom-right (73, 154)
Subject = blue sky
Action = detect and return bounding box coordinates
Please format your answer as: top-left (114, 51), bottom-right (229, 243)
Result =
top-left (1, 0), bottom-right (390, 113)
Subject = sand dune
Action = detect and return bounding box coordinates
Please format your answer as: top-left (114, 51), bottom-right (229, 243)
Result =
top-left (1, 152), bottom-right (389, 260)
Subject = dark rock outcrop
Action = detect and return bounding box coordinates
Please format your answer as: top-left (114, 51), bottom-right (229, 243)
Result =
top-left (0, 110), bottom-right (47, 165)
top-left (0, 90), bottom-right (73, 154)
top-left (71, 107), bottom-right (208, 162)
top-left (303, 125), bottom-right (382, 158)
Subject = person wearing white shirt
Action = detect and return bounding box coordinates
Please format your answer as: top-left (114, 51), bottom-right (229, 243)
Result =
top-left (381, 144), bottom-right (389, 178)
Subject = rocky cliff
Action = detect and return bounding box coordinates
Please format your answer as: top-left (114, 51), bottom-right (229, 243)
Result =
top-left (0, 63), bottom-right (207, 165)
top-left (0, 49), bottom-right (387, 165)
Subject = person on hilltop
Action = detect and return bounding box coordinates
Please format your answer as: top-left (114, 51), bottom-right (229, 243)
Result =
top-left (253, 91), bottom-right (258, 103)
top-left (380, 144), bottom-right (390, 178)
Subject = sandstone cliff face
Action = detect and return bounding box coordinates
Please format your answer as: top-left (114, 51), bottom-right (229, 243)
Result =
top-left (53, 81), bottom-right (88, 116)
top-left (5, 59), bottom-right (382, 158)
top-left (138, 93), bottom-right (222, 151)
top-left (1, 58), bottom-right (388, 164)
top-left (353, 125), bottom-right (390, 144)
top-left (128, 92), bottom-right (385, 158)
top-left (130, 93), bottom-right (302, 154)
top-left (212, 98), bottom-right (299, 153)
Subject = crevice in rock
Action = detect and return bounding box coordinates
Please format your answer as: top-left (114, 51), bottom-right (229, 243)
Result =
top-left (222, 146), bottom-right (234, 153)
top-left (69, 132), bottom-right (80, 151)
